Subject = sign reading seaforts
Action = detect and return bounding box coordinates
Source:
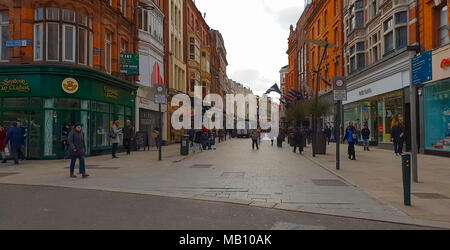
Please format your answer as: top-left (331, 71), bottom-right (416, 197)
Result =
top-left (62, 78), bottom-right (79, 94)
top-left (0, 79), bottom-right (31, 93)
top-left (104, 86), bottom-right (119, 99)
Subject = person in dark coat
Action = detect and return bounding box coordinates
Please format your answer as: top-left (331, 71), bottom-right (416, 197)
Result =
top-left (0, 125), bottom-right (7, 163)
top-left (343, 122), bottom-right (357, 160)
top-left (5, 122), bottom-right (23, 165)
top-left (391, 121), bottom-right (404, 156)
top-left (68, 123), bottom-right (89, 178)
top-left (293, 127), bottom-right (304, 154)
top-left (251, 130), bottom-right (259, 150)
top-left (123, 120), bottom-right (135, 155)
top-left (277, 129), bottom-right (285, 148)
top-left (193, 129), bottom-right (203, 152)
top-left (324, 126), bottom-right (332, 145)
top-left (17, 121), bottom-right (26, 160)
top-left (188, 128), bottom-right (196, 146)
top-left (361, 125), bottom-right (371, 151)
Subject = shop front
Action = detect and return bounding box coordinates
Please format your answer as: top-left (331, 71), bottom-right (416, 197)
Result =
top-left (344, 54), bottom-right (410, 146)
top-left (420, 45), bottom-right (450, 156)
top-left (0, 65), bottom-right (137, 159)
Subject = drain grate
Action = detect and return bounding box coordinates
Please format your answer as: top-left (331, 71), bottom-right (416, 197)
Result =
top-left (311, 179), bottom-right (348, 187)
top-left (221, 172), bottom-right (245, 177)
top-left (413, 193), bottom-right (449, 200)
top-left (0, 172), bottom-right (19, 178)
top-left (190, 164), bottom-right (213, 169)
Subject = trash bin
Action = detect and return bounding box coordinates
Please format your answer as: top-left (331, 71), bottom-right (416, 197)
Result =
top-left (315, 134), bottom-right (327, 155)
top-left (181, 135), bottom-right (190, 156)
top-left (289, 133), bottom-right (295, 147)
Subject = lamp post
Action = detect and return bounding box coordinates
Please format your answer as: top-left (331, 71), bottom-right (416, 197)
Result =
top-left (307, 39), bottom-right (337, 157)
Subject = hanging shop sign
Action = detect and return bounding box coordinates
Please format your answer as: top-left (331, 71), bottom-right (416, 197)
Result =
top-left (0, 79), bottom-right (31, 93)
top-left (412, 51), bottom-right (432, 86)
top-left (120, 53), bottom-right (139, 76)
top-left (61, 78), bottom-right (79, 94)
top-left (104, 86), bottom-right (119, 99)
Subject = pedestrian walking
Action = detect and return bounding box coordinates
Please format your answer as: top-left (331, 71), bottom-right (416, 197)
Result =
top-left (123, 120), bottom-right (135, 155)
top-left (277, 129), bottom-right (285, 148)
top-left (152, 128), bottom-right (160, 149)
top-left (391, 121), bottom-right (404, 156)
top-left (324, 126), bottom-right (332, 145)
top-left (5, 122), bottom-right (23, 165)
top-left (251, 130), bottom-right (259, 150)
top-left (361, 125), bottom-right (371, 151)
top-left (109, 121), bottom-right (122, 159)
top-left (257, 127), bottom-right (262, 144)
top-left (68, 123), bottom-right (89, 178)
top-left (343, 122), bottom-right (357, 160)
top-left (293, 127), bottom-right (304, 154)
top-left (201, 127), bottom-right (209, 150)
top-left (16, 121), bottom-right (26, 160)
top-left (0, 125), bottom-right (7, 163)
top-left (188, 128), bottom-right (196, 147)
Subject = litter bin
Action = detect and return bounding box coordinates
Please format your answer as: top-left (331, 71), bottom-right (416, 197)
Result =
top-left (181, 135), bottom-right (190, 156)
top-left (289, 133), bottom-right (295, 147)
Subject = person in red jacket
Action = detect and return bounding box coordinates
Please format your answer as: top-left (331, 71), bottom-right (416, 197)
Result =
top-left (0, 125), bottom-right (7, 163)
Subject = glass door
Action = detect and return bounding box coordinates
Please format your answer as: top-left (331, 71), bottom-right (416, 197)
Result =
top-left (54, 110), bottom-right (80, 158)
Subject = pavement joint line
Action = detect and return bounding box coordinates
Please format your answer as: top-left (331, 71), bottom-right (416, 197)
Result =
top-left (1, 182), bottom-right (448, 229)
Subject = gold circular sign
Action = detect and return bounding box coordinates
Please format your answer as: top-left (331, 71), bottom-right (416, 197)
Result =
top-left (62, 78), bottom-right (79, 94)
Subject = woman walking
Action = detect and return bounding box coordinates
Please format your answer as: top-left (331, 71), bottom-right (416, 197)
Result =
top-left (110, 121), bottom-right (122, 159)
top-left (68, 123), bottom-right (89, 178)
top-left (343, 122), bottom-right (358, 160)
top-left (361, 125), bottom-right (371, 151)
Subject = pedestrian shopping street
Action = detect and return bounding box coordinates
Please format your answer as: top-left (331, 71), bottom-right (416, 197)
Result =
top-left (0, 137), bottom-right (449, 229)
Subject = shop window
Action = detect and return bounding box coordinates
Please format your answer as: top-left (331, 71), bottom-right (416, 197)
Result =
top-left (95, 113), bottom-right (110, 147)
top-left (424, 81), bottom-right (450, 152)
top-left (0, 11), bottom-right (9, 62)
top-left (30, 98), bottom-right (42, 107)
top-left (96, 102), bottom-right (110, 113)
top-left (3, 98), bottom-right (29, 108)
top-left (55, 98), bottom-right (81, 109)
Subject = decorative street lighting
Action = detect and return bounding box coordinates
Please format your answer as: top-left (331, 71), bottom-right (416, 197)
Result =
top-left (306, 39), bottom-right (337, 157)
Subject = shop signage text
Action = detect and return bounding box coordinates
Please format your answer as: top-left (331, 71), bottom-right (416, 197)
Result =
top-left (6, 40), bottom-right (32, 47)
top-left (359, 88), bottom-right (372, 96)
top-left (104, 87), bottom-right (119, 99)
top-left (0, 79), bottom-right (31, 93)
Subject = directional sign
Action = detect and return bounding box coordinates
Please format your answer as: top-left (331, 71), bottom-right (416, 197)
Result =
top-left (6, 40), bottom-right (31, 47)
top-left (412, 51), bottom-right (432, 86)
top-left (120, 53), bottom-right (139, 75)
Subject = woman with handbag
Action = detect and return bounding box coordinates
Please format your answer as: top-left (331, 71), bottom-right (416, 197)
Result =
top-left (110, 121), bottom-right (122, 159)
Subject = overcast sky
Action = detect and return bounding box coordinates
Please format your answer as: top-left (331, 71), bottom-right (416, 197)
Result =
top-left (195, 0), bottom-right (305, 97)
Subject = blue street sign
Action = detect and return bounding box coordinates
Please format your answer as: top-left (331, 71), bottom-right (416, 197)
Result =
top-left (411, 51), bottom-right (432, 86)
top-left (6, 40), bottom-right (28, 47)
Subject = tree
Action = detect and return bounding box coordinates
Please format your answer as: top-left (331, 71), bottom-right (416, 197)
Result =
top-left (286, 100), bottom-right (332, 127)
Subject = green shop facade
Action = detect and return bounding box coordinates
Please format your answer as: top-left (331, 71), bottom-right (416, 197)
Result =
top-left (0, 65), bottom-right (137, 159)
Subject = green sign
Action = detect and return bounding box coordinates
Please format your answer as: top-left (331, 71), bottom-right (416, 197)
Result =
top-left (120, 53), bottom-right (139, 76)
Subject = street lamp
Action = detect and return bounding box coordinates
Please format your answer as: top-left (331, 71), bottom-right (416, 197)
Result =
top-left (306, 39), bottom-right (337, 157)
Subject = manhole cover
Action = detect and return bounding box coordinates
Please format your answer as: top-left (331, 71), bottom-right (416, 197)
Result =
top-left (311, 179), bottom-right (348, 187)
top-left (0, 173), bottom-right (19, 178)
top-left (190, 164), bottom-right (213, 169)
top-left (221, 172), bottom-right (245, 177)
top-left (413, 193), bottom-right (449, 200)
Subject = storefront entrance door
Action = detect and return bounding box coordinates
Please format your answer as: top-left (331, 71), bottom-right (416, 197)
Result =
top-left (55, 110), bottom-right (80, 158)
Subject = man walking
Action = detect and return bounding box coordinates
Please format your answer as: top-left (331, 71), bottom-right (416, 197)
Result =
top-left (5, 122), bottom-right (23, 165)
top-left (324, 126), bottom-right (332, 145)
top-left (251, 129), bottom-right (259, 150)
top-left (293, 127), bottom-right (303, 154)
top-left (361, 125), bottom-right (371, 151)
top-left (123, 120), bottom-right (135, 155)
top-left (68, 123), bottom-right (89, 178)
top-left (343, 122), bottom-right (357, 160)
top-left (391, 121), bottom-right (404, 156)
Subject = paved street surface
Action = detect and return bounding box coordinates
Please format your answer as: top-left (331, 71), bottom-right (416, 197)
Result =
top-left (0, 184), bottom-right (434, 230)
top-left (0, 138), bottom-right (449, 229)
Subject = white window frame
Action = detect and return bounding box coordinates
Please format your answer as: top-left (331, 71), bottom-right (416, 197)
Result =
top-left (89, 31), bottom-right (93, 67)
top-left (78, 27), bottom-right (88, 65)
top-left (0, 12), bottom-right (9, 62)
top-left (34, 23), bottom-right (43, 61)
top-left (105, 31), bottom-right (112, 74)
top-left (46, 22), bottom-right (60, 62)
top-left (63, 24), bottom-right (76, 63)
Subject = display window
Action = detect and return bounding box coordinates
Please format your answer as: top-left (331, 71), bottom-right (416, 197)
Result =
top-left (424, 81), bottom-right (450, 152)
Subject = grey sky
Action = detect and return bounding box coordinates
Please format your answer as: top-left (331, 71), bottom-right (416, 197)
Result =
top-left (195, 0), bottom-right (304, 97)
